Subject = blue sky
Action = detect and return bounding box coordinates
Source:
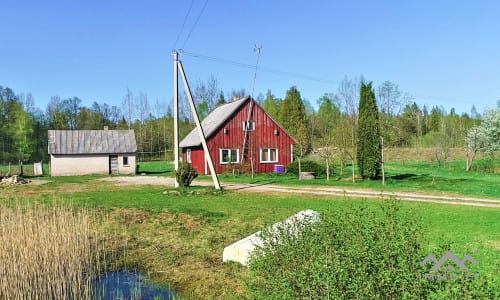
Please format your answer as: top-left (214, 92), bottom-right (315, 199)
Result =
top-left (1, 0), bottom-right (499, 115)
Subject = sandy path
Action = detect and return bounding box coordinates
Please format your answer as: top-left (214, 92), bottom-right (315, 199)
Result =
top-left (100, 176), bottom-right (500, 208)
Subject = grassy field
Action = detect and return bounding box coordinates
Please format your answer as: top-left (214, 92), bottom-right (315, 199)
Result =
top-left (1, 172), bottom-right (499, 299)
top-left (209, 159), bottom-right (500, 198)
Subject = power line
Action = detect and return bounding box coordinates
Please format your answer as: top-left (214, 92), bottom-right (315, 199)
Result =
top-left (251, 44), bottom-right (262, 99)
top-left (171, 0), bottom-right (195, 50)
top-left (181, 0), bottom-right (209, 49)
top-left (181, 50), bottom-right (338, 85)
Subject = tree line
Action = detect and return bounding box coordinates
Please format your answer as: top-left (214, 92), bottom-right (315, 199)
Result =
top-left (1, 76), bottom-right (496, 172)
top-left (0, 77), bottom-right (256, 164)
top-left (262, 77), bottom-right (497, 176)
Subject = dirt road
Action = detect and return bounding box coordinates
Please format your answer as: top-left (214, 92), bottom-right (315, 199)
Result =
top-left (100, 176), bottom-right (500, 208)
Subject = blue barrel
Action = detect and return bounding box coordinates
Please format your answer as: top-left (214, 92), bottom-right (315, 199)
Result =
top-left (274, 164), bottom-right (285, 174)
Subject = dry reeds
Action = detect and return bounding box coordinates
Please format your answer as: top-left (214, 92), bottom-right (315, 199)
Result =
top-left (0, 201), bottom-right (105, 299)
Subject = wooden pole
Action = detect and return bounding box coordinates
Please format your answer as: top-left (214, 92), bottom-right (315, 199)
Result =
top-left (177, 59), bottom-right (221, 190)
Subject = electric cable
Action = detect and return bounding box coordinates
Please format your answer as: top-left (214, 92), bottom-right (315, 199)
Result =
top-left (171, 0), bottom-right (195, 50)
top-left (181, 0), bottom-right (209, 49)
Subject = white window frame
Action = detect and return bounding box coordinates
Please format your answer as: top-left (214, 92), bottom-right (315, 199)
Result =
top-left (186, 149), bottom-right (192, 163)
top-left (219, 148), bottom-right (240, 164)
top-left (260, 148), bottom-right (278, 163)
top-left (242, 121), bottom-right (255, 131)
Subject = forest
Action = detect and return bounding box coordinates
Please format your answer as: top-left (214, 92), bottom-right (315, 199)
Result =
top-left (0, 76), bottom-right (490, 168)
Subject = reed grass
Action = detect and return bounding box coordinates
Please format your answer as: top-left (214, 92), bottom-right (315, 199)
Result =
top-left (0, 201), bottom-right (105, 299)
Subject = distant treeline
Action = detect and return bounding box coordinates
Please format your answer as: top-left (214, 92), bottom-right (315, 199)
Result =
top-left (0, 76), bottom-right (484, 165)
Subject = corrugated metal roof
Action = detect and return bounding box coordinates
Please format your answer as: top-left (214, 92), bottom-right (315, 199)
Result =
top-left (48, 129), bottom-right (137, 154)
top-left (179, 96), bottom-right (249, 148)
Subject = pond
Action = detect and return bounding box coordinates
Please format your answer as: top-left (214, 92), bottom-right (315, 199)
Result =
top-left (93, 271), bottom-right (177, 300)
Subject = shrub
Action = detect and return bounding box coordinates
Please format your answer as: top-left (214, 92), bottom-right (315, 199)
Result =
top-left (176, 161), bottom-right (198, 187)
top-left (246, 201), bottom-right (496, 299)
top-left (286, 160), bottom-right (326, 176)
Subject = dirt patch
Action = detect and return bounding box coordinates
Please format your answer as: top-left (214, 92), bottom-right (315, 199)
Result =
top-left (487, 240), bottom-right (500, 250)
top-left (28, 179), bottom-right (51, 185)
top-left (179, 214), bottom-right (201, 233)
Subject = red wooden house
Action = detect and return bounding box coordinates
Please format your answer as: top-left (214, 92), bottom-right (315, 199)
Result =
top-left (179, 96), bottom-right (296, 174)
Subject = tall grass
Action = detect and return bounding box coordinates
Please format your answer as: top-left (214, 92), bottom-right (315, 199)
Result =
top-left (0, 201), bottom-right (105, 299)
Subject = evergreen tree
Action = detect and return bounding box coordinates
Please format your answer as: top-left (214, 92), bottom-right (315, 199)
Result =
top-left (429, 106), bottom-right (442, 132)
top-left (262, 90), bottom-right (281, 122)
top-left (357, 82), bottom-right (381, 179)
top-left (216, 91), bottom-right (226, 106)
top-left (281, 86), bottom-right (311, 179)
top-left (280, 86), bottom-right (307, 137)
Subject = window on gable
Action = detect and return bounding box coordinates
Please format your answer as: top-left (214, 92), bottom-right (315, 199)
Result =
top-left (220, 148), bottom-right (239, 164)
top-left (243, 121), bottom-right (255, 131)
top-left (260, 148), bottom-right (278, 163)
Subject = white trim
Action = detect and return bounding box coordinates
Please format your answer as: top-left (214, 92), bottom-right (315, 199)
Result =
top-left (260, 148), bottom-right (278, 163)
top-left (186, 149), bottom-right (192, 163)
top-left (242, 121), bottom-right (255, 131)
top-left (219, 148), bottom-right (240, 164)
top-left (291, 144), bottom-right (294, 162)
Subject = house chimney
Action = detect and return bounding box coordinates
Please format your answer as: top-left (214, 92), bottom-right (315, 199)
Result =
top-left (104, 126), bottom-right (108, 131)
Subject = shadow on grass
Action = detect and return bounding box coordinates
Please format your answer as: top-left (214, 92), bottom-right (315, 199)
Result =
top-left (138, 170), bottom-right (171, 175)
top-left (223, 181), bottom-right (277, 191)
top-left (389, 173), bottom-right (422, 180)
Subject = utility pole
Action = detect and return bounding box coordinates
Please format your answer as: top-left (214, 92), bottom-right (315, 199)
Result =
top-left (173, 51), bottom-right (221, 190)
top-left (250, 44), bottom-right (262, 99)
top-left (173, 51), bottom-right (180, 188)
top-left (241, 45), bottom-right (262, 178)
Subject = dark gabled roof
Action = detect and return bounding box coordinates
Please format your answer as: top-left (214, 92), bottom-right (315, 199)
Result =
top-left (179, 96), bottom-right (250, 148)
top-left (48, 130), bottom-right (137, 155)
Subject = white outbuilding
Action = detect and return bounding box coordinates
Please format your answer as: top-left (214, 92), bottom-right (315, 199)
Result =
top-left (48, 129), bottom-right (137, 176)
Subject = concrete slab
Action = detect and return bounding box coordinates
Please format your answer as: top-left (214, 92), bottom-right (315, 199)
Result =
top-left (222, 209), bottom-right (320, 266)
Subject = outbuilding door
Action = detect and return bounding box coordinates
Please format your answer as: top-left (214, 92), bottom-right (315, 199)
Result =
top-left (109, 155), bottom-right (119, 174)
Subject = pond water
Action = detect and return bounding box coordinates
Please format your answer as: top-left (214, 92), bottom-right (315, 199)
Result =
top-left (93, 271), bottom-right (176, 300)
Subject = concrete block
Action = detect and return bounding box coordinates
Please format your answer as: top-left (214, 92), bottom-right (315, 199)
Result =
top-left (222, 209), bottom-right (320, 266)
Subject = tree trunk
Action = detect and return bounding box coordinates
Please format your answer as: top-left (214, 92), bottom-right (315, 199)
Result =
top-left (298, 157), bottom-right (302, 180)
top-left (326, 159), bottom-right (330, 181)
top-left (351, 158), bottom-right (355, 183)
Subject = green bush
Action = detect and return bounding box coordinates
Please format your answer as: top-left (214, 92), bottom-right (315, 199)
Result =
top-left (246, 201), bottom-right (496, 299)
top-left (286, 160), bottom-right (326, 176)
top-left (175, 161), bottom-right (198, 187)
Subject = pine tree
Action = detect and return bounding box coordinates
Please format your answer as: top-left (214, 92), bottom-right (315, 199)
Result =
top-left (280, 86), bottom-right (307, 137)
top-left (357, 82), bottom-right (381, 179)
top-left (281, 86), bottom-right (311, 179)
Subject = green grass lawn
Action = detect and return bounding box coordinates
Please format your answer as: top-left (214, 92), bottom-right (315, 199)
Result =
top-left (3, 177), bottom-right (498, 298)
top-left (2, 158), bottom-right (499, 298)
top-left (133, 158), bottom-right (500, 198)
top-left (206, 159), bottom-right (500, 198)
top-left (137, 161), bottom-right (174, 175)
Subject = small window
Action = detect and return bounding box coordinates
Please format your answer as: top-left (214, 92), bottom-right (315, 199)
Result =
top-left (220, 148), bottom-right (239, 164)
top-left (243, 121), bottom-right (255, 131)
top-left (186, 149), bottom-right (192, 163)
top-left (260, 148), bottom-right (278, 163)
top-left (123, 156), bottom-right (129, 166)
